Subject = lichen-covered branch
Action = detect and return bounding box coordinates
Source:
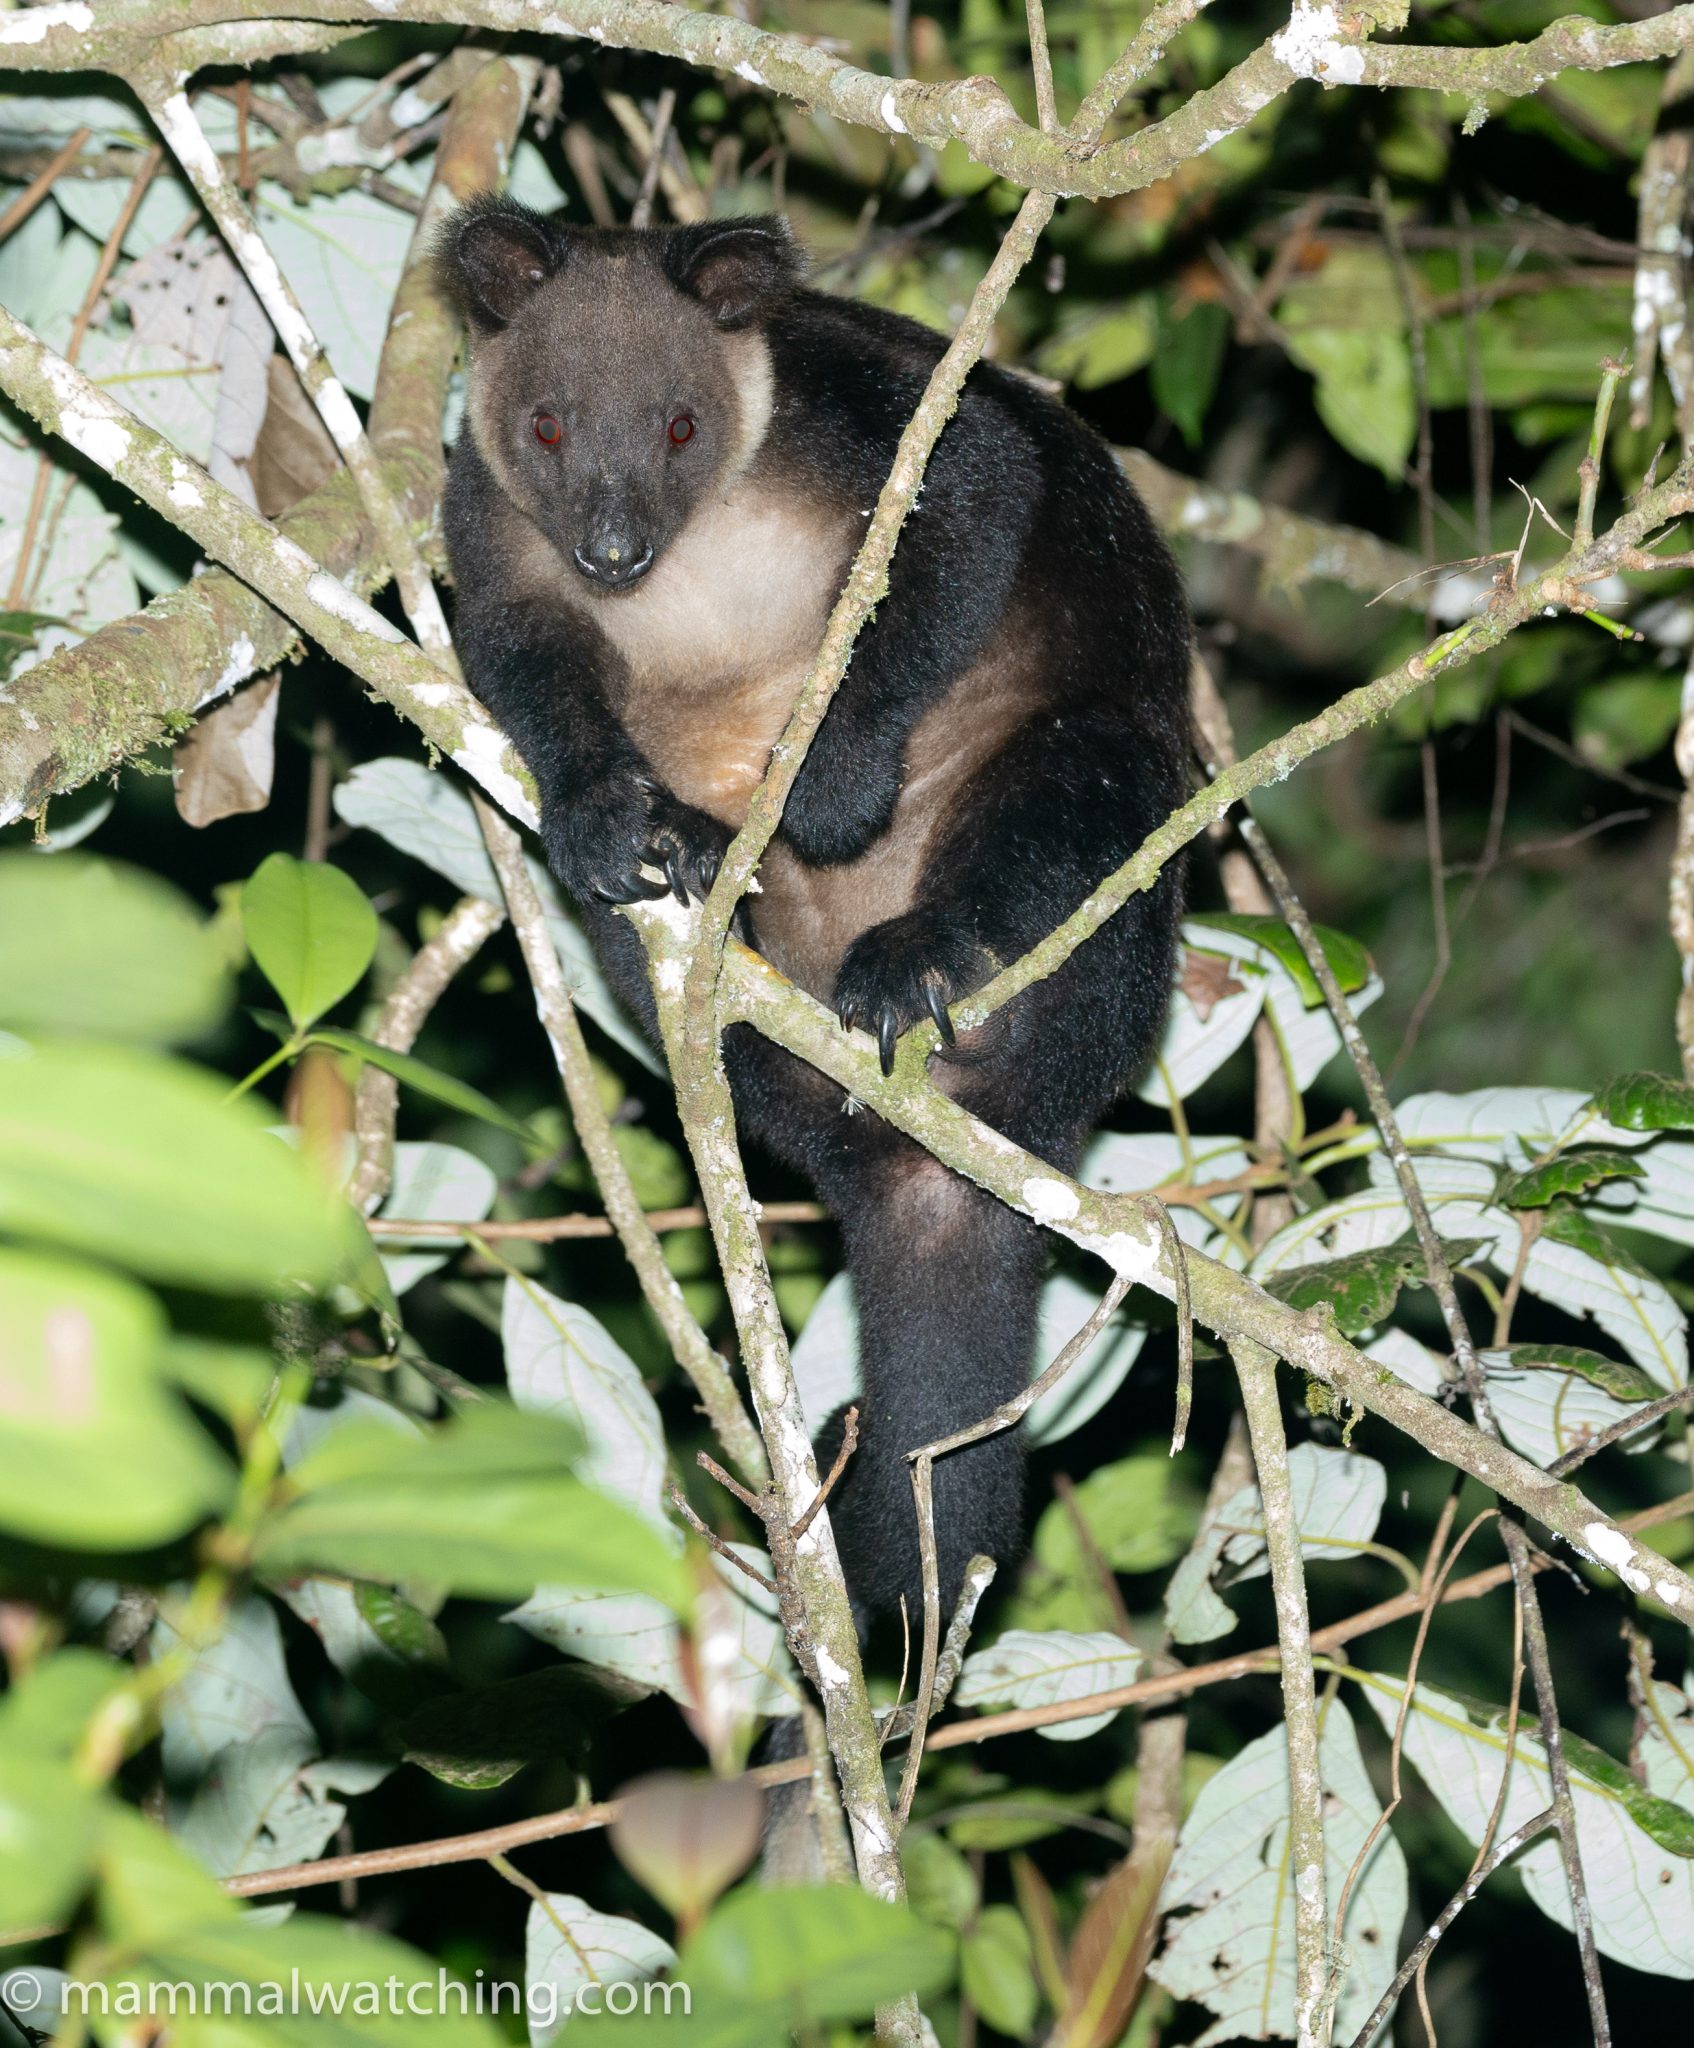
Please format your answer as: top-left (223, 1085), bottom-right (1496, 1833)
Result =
top-left (474, 798), bottom-right (767, 1489)
top-left (1231, 1338), bottom-right (1331, 2048)
top-left (631, 896), bottom-right (910, 1932)
top-left (0, 50), bottom-right (531, 827)
top-left (6, 0), bottom-right (1692, 200)
top-left (963, 453), bottom-right (1694, 1029)
top-left (1122, 450), bottom-right (1422, 604)
top-left (350, 892), bottom-right (506, 1213)
top-left (709, 924), bottom-right (1694, 1628)
top-left (0, 303), bottom-right (536, 824)
top-left (136, 73), bottom-right (453, 658)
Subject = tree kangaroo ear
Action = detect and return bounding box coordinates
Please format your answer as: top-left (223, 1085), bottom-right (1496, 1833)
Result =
top-left (436, 198), bottom-right (561, 331)
top-left (662, 217), bottom-right (804, 329)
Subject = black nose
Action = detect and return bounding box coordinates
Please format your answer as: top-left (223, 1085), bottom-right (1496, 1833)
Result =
top-left (573, 535), bottom-right (654, 587)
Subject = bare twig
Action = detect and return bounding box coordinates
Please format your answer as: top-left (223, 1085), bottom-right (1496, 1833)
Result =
top-left (349, 892), bottom-right (506, 1213)
top-left (1343, 1808), bottom-right (1559, 2048)
top-left (1231, 1339), bottom-right (1330, 2048)
top-left (137, 77), bottom-right (452, 659)
top-left (896, 1271), bottom-right (1134, 1824)
top-left (1237, 818), bottom-right (1612, 2048)
top-left (366, 1200), bottom-right (826, 1240)
top-left (0, 125), bottom-right (93, 243)
top-left (791, 1406), bottom-right (860, 1543)
top-left (473, 795), bottom-right (767, 1487)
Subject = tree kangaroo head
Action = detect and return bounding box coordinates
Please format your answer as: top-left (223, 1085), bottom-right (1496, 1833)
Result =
top-left (437, 200), bottom-right (802, 589)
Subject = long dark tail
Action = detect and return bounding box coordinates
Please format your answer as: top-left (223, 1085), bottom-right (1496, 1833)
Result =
top-left (815, 1148), bottom-right (1047, 1639)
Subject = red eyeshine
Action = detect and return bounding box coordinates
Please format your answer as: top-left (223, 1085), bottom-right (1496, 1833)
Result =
top-left (534, 413), bottom-right (562, 446)
top-left (668, 413), bottom-right (695, 446)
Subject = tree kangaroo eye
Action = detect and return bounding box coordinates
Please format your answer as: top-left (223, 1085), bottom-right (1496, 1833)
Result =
top-left (667, 412), bottom-right (696, 446)
top-left (533, 412), bottom-right (562, 446)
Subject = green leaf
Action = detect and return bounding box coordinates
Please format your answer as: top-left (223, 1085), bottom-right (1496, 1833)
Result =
top-left (954, 1629), bottom-right (1141, 1743)
top-left (1151, 299), bottom-right (1230, 448)
top-left (1187, 912), bottom-right (1373, 1006)
top-left (1559, 1730), bottom-right (1694, 1859)
top-left (0, 1248), bottom-right (232, 1548)
top-left (1286, 323), bottom-right (1415, 479)
top-left (398, 1666), bottom-right (636, 1788)
top-left (0, 1042), bottom-right (347, 1292)
top-left (1358, 1673), bottom-right (1694, 1976)
top-left (945, 1786), bottom-right (1100, 1851)
top-left (1501, 1148), bottom-right (1646, 1209)
top-left (1493, 1342), bottom-right (1662, 1405)
top-left (0, 853), bottom-right (229, 1046)
top-left (162, 1338), bottom-right (278, 1431)
top-left (107, 1912), bottom-right (506, 2046)
top-left (0, 607), bottom-right (68, 681)
top-left (1264, 1235), bottom-right (1487, 1336)
top-left (902, 1832), bottom-right (980, 1931)
top-left (308, 1027), bottom-right (543, 1149)
top-left (242, 852), bottom-right (377, 1031)
top-left (254, 1406), bottom-right (690, 1609)
top-left (1031, 1452), bottom-right (1198, 1580)
top-left (0, 1648), bottom-right (127, 1757)
top-left (1591, 1072), bottom-right (1694, 1133)
top-left (961, 1904), bottom-right (1040, 2040)
top-left (1537, 1201), bottom-right (1655, 1278)
top-left (1036, 298), bottom-right (1157, 391)
top-left (684, 1884), bottom-right (956, 2024)
top-left (0, 1750), bottom-right (104, 1930)
top-left (1573, 676), bottom-right (1681, 773)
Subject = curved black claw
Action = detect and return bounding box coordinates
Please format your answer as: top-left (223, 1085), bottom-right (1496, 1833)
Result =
top-left (877, 1006), bottom-right (898, 1077)
top-left (592, 867), bottom-right (671, 905)
top-left (833, 906), bottom-right (988, 1077)
top-left (645, 795), bottom-right (732, 907)
top-left (926, 982), bottom-right (957, 1046)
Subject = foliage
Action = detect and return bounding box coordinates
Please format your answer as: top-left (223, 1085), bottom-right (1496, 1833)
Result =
top-left (3, 5), bottom-right (1694, 2048)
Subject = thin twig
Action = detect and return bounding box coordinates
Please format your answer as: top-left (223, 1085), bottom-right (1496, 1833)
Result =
top-left (1237, 816), bottom-right (1612, 2048)
top-left (1025, 0), bottom-right (1058, 134)
top-left (791, 1406), bottom-right (860, 1542)
top-left (629, 84), bottom-right (676, 227)
top-left (137, 77), bottom-right (453, 659)
top-left (367, 1199), bottom-right (826, 1240)
top-left (1343, 1808), bottom-right (1558, 2048)
top-left (0, 125), bottom-right (92, 244)
top-left (349, 893), bottom-right (506, 1213)
top-left (473, 795), bottom-right (767, 1487)
top-left (896, 1271), bottom-right (1134, 1824)
top-left (1231, 1339), bottom-right (1331, 2048)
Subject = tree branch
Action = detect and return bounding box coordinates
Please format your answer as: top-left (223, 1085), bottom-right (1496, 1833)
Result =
top-left (5, 0), bottom-right (1693, 200)
top-left (0, 50), bottom-right (532, 828)
top-left (1231, 1337), bottom-right (1331, 2048)
top-left (473, 796), bottom-right (767, 1489)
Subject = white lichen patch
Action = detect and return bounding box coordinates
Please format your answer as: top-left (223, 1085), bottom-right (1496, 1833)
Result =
top-left (880, 89), bottom-right (909, 135)
top-left (453, 720), bottom-right (538, 827)
top-left (1096, 1228), bottom-right (1165, 1288)
top-left (272, 535), bottom-right (318, 581)
top-left (0, 1), bottom-right (92, 44)
top-left (166, 459), bottom-right (203, 510)
top-left (38, 357), bottom-right (130, 473)
top-left (1580, 1520), bottom-right (1649, 1594)
top-left (306, 570), bottom-right (407, 643)
top-left (1270, 1), bottom-right (1363, 83)
top-left (654, 957), bottom-right (687, 995)
top-left (314, 380), bottom-right (364, 453)
top-left (814, 1644), bottom-right (851, 1688)
top-left (1022, 1176), bottom-right (1080, 1222)
top-left (734, 59), bottom-right (763, 83)
top-left (214, 632), bottom-right (258, 699)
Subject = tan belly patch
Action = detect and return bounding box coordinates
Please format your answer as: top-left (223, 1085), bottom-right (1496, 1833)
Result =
top-left (599, 486), bottom-right (855, 826)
